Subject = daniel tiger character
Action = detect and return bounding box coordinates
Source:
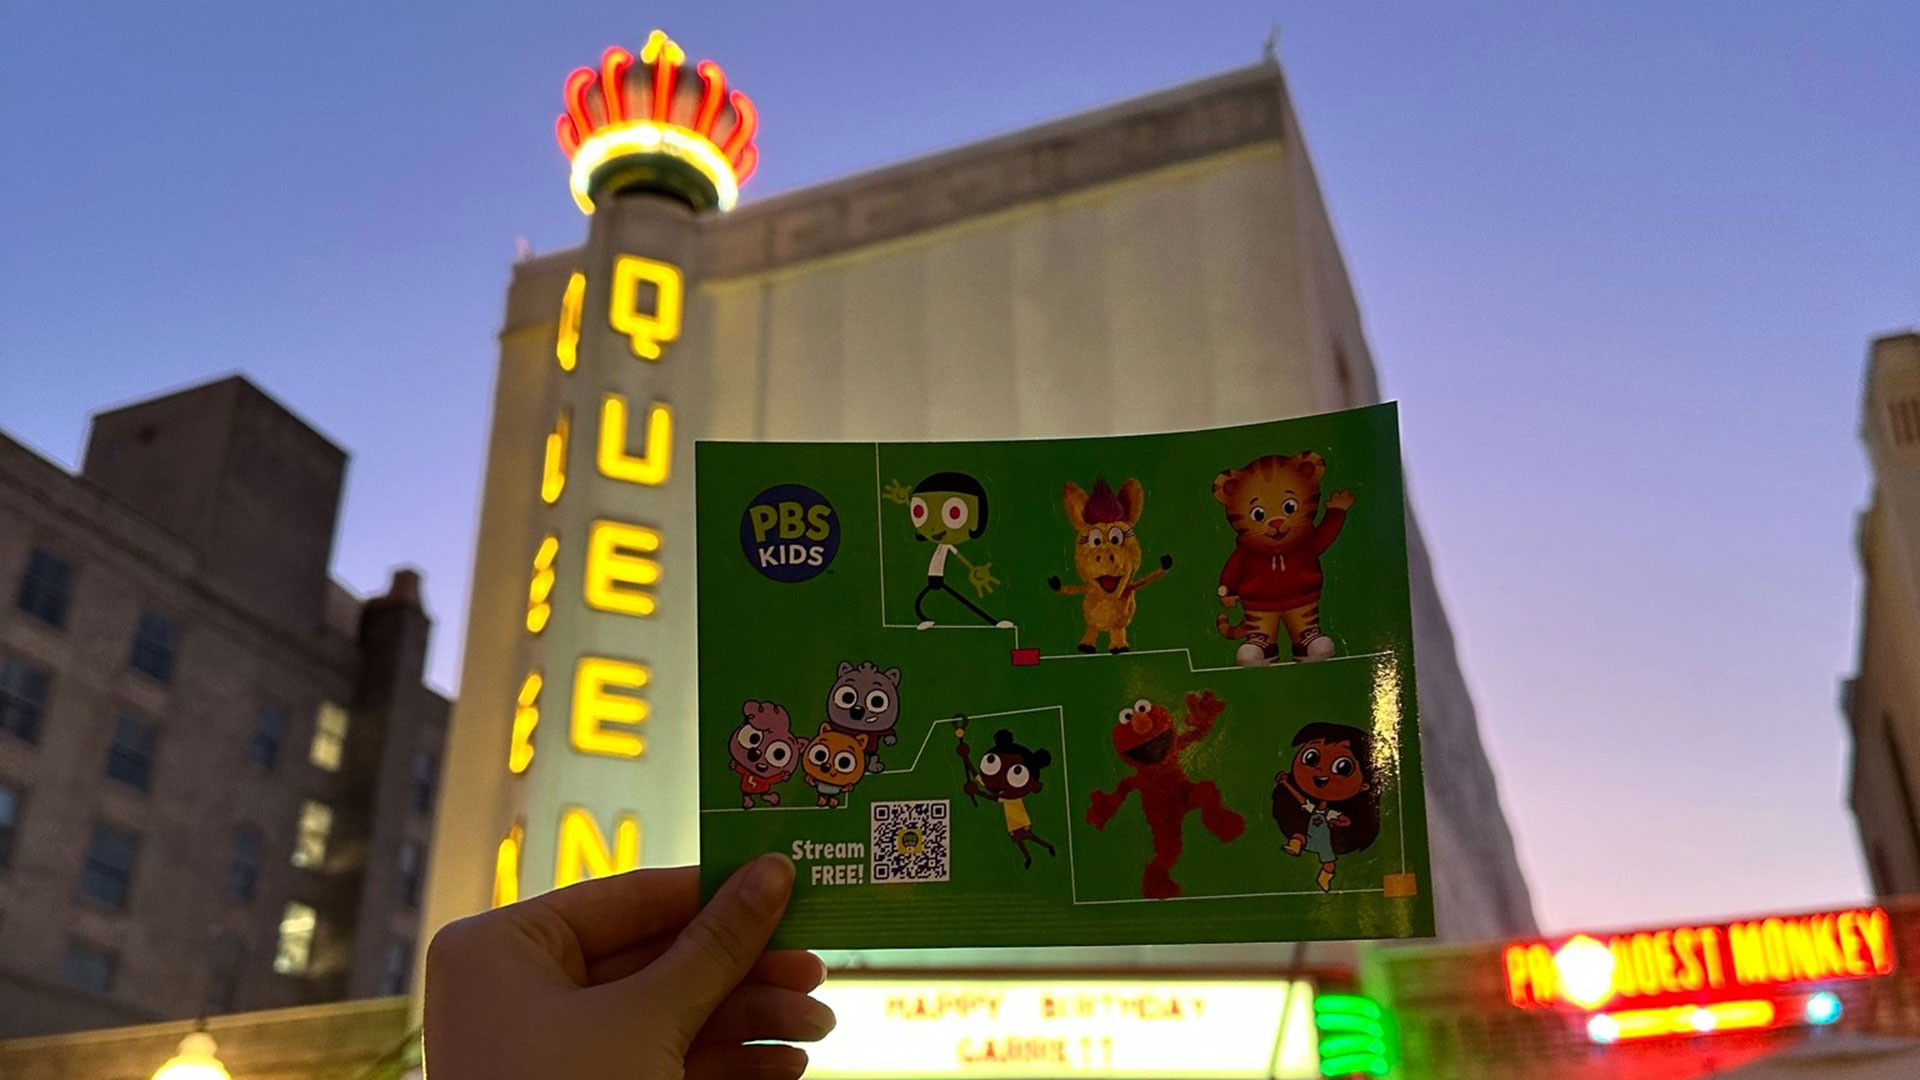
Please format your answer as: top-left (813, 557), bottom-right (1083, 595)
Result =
top-left (1047, 477), bottom-right (1173, 654)
top-left (1213, 452), bottom-right (1353, 665)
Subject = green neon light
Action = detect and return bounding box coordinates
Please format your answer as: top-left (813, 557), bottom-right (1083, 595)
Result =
top-left (1316, 995), bottom-right (1384, 1020)
top-left (1314, 994), bottom-right (1393, 1078)
top-left (1320, 1054), bottom-right (1391, 1077)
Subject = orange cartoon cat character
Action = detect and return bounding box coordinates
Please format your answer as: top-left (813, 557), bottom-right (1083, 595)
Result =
top-left (1047, 477), bottom-right (1173, 654)
top-left (1213, 452), bottom-right (1353, 665)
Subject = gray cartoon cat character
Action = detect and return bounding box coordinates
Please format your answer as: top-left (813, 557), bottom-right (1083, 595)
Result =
top-left (824, 660), bottom-right (902, 773)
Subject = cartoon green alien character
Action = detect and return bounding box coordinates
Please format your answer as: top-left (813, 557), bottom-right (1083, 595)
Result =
top-left (884, 472), bottom-right (1012, 629)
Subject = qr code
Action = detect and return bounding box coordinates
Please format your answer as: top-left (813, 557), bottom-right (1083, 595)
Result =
top-left (870, 800), bottom-right (950, 884)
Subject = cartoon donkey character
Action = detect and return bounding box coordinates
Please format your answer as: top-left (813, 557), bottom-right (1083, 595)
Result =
top-left (1047, 477), bottom-right (1173, 654)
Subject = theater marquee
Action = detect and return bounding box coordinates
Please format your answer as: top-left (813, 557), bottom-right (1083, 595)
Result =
top-left (802, 978), bottom-right (1319, 1079)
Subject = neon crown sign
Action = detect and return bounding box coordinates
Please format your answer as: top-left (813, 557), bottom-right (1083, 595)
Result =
top-left (556, 30), bottom-right (759, 214)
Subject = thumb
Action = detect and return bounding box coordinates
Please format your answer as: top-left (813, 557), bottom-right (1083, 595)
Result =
top-left (630, 854), bottom-right (795, 1040)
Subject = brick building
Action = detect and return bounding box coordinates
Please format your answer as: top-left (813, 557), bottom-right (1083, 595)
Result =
top-left (0, 376), bottom-right (448, 1037)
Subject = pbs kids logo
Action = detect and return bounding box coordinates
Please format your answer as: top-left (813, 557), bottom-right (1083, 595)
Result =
top-left (741, 484), bottom-right (840, 583)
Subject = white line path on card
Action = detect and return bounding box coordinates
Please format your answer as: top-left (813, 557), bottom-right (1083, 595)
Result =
top-left (869, 444), bottom-right (1410, 884)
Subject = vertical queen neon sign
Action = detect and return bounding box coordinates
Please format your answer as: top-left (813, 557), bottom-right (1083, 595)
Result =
top-left (491, 31), bottom-right (759, 904)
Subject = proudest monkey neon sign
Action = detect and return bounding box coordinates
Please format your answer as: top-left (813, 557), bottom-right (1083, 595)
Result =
top-left (1504, 906), bottom-right (1895, 1013)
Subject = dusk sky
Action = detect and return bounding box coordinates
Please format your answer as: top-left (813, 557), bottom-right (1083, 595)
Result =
top-left (3, 1), bottom-right (1914, 933)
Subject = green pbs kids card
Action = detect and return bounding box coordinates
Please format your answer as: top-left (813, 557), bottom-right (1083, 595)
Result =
top-left (696, 403), bottom-right (1432, 948)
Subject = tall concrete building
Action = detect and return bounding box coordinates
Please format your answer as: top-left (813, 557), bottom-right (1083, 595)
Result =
top-left (423, 41), bottom-right (1534, 987)
top-left (0, 377), bottom-right (449, 1038)
top-left (1847, 330), bottom-right (1920, 894)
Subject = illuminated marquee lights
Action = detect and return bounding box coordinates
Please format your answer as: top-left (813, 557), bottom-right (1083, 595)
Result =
top-left (571, 656), bottom-right (651, 758)
top-left (803, 978), bottom-right (1318, 1078)
top-left (555, 30), bottom-right (760, 213)
top-left (498, 35), bottom-right (736, 898)
top-left (526, 534), bottom-right (559, 633)
top-left (555, 807), bottom-right (642, 888)
top-left (509, 672), bottom-right (541, 775)
top-left (1314, 994), bottom-right (1392, 1078)
top-left (598, 394), bottom-right (673, 485)
top-left (541, 409), bottom-right (570, 505)
top-left (585, 520), bottom-right (663, 617)
top-left (1586, 999), bottom-right (1777, 1044)
top-left (1505, 906), bottom-right (1895, 1012)
top-left (555, 272), bottom-right (586, 371)
top-left (492, 822), bottom-right (524, 908)
top-left (609, 254), bottom-right (683, 360)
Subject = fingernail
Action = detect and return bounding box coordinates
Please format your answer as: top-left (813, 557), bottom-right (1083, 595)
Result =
top-left (797, 999), bottom-right (838, 1040)
top-left (744, 853), bottom-right (795, 913)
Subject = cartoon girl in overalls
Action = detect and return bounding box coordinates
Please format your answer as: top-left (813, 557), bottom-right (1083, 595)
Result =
top-left (1272, 722), bottom-right (1380, 893)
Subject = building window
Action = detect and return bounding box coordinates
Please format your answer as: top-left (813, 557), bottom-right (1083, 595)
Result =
top-left (0, 781), bottom-right (21, 868)
top-left (228, 825), bottom-right (261, 902)
top-left (381, 939), bottom-right (414, 996)
top-left (309, 701), bottom-right (349, 772)
top-left (273, 902), bottom-right (317, 975)
top-left (16, 548), bottom-right (74, 629)
top-left (80, 821), bottom-right (139, 911)
top-left (60, 939), bottom-right (117, 995)
top-left (409, 751), bottom-right (438, 815)
top-left (291, 800), bottom-right (332, 869)
top-left (104, 714), bottom-right (159, 792)
top-left (0, 656), bottom-right (51, 744)
top-left (128, 610), bottom-right (178, 683)
top-left (397, 841), bottom-right (424, 910)
top-left (251, 705), bottom-right (286, 771)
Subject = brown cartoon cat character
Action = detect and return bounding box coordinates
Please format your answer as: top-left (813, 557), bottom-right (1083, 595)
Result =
top-left (801, 726), bottom-right (869, 808)
top-left (1213, 453), bottom-right (1353, 665)
top-left (1047, 477), bottom-right (1172, 653)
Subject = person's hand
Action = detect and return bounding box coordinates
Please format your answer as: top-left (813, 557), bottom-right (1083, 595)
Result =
top-left (424, 855), bottom-right (831, 1080)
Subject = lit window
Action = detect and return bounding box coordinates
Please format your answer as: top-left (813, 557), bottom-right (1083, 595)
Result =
top-left (250, 705), bottom-right (286, 771)
top-left (0, 781), bottom-right (22, 868)
top-left (273, 902), bottom-right (317, 975)
top-left (80, 822), bottom-right (139, 911)
top-left (291, 800), bottom-right (332, 869)
top-left (60, 939), bottom-right (117, 995)
top-left (409, 751), bottom-right (438, 814)
top-left (381, 939), bottom-right (414, 996)
top-left (0, 657), bottom-right (51, 744)
top-left (397, 841), bottom-right (424, 909)
top-left (16, 548), bottom-right (74, 628)
top-left (104, 715), bottom-right (159, 792)
top-left (128, 611), bottom-right (178, 682)
top-left (309, 702), bottom-right (349, 771)
top-left (228, 825), bottom-right (261, 902)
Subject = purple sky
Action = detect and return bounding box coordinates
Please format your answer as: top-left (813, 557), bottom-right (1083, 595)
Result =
top-left (3, 2), bottom-right (1915, 934)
